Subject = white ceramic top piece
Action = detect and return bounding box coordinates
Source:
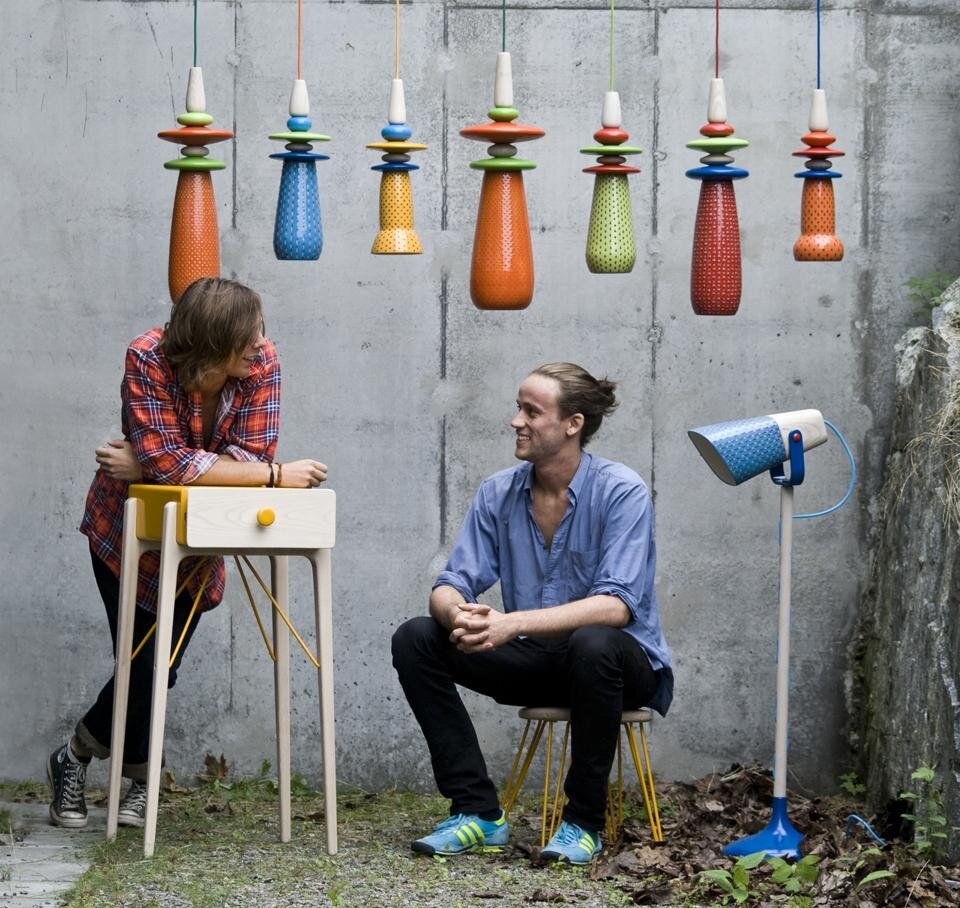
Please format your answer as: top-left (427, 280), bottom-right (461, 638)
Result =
top-left (707, 77), bottom-right (727, 123)
top-left (770, 409), bottom-right (828, 452)
top-left (808, 88), bottom-right (829, 132)
top-left (289, 79), bottom-right (310, 117)
top-left (601, 91), bottom-right (622, 129)
top-left (494, 52), bottom-right (513, 108)
top-left (388, 78), bottom-right (406, 125)
top-left (186, 67), bottom-right (206, 113)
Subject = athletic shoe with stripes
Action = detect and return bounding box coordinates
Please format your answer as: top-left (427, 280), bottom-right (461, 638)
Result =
top-left (411, 810), bottom-right (509, 855)
top-left (541, 820), bottom-right (602, 865)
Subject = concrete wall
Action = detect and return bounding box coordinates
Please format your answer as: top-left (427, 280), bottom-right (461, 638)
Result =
top-left (1, 1), bottom-right (958, 794)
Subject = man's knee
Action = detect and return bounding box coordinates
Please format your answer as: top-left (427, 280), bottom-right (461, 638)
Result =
top-left (565, 626), bottom-right (623, 676)
top-left (391, 615), bottom-right (443, 670)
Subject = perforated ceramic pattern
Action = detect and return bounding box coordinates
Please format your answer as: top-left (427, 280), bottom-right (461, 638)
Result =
top-left (274, 161), bottom-right (323, 261)
top-left (691, 180), bottom-right (742, 316)
top-left (794, 179), bottom-right (843, 261)
top-left (372, 171), bottom-right (422, 254)
top-left (470, 172), bottom-right (534, 310)
top-left (586, 174), bottom-right (636, 274)
top-left (692, 417), bottom-right (787, 485)
top-left (169, 172), bottom-right (221, 303)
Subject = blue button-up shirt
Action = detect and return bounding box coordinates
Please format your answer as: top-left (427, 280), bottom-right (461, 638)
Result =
top-left (435, 451), bottom-right (673, 714)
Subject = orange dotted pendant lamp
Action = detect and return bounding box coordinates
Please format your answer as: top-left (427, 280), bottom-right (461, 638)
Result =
top-left (159, 68), bottom-right (233, 303)
top-left (793, 2), bottom-right (843, 261)
top-left (460, 52), bottom-right (544, 310)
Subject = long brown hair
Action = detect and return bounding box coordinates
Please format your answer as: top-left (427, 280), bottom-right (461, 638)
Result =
top-left (160, 278), bottom-right (263, 390)
top-left (532, 362), bottom-right (618, 447)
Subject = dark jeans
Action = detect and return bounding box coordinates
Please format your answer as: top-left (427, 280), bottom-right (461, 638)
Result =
top-left (391, 615), bottom-right (659, 832)
top-left (76, 550), bottom-right (201, 780)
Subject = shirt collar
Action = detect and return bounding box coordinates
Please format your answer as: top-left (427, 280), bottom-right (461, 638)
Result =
top-left (521, 450), bottom-right (593, 503)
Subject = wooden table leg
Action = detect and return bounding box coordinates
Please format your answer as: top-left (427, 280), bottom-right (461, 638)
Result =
top-left (312, 549), bottom-right (337, 855)
top-left (271, 555), bottom-right (292, 843)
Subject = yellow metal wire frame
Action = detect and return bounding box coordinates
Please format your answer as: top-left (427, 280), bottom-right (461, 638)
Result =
top-left (502, 715), bottom-right (663, 846)
top-left (129, 557), bottom-right (211, 662)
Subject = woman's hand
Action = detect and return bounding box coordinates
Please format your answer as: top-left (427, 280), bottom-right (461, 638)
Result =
top-left (95, 439), bottom-right (143, 482)
top-left (278, 459), bottom-right (328, 488)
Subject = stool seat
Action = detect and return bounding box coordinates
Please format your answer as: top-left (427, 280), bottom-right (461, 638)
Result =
top-left (105, 485), bottom-right (338, 858)
top-left (503, 706), bottom-right (662, 846)
top-left (518, 706), bottom-right (653, 723)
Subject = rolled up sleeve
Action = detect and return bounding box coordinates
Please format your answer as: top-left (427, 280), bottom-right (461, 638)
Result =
top-left (588, 481), bottom-right (654, 621)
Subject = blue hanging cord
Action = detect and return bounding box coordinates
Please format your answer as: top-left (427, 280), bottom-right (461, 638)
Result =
top-left (844, 813), bottom-right (887, 847)
top-left (816, 0), bottom-right (821, 90)
top-left (794, 418), bottom-right (856, 519)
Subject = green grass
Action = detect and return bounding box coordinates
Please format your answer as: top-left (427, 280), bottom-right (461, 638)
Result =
top-left (4, 777), bottom-right (629, 908)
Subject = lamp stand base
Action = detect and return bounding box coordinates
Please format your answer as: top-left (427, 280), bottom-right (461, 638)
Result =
top-left (722, 796), bottom-right (804, 859)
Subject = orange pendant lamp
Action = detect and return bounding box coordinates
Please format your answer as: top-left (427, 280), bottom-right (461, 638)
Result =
top-left (792, 2), bottom-right (843, 261)
top-left (159, 67), bottom-right (232, 304)
top-left (460, 50), bottom-right (544, 310)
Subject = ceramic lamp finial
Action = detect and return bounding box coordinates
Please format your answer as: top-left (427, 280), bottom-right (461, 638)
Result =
top-left (289, 79), bottom-right (310, 117)
top-left (707, 78), bottom-right (727, 124)
top-left (186, 67), bottom-right (206, 113)
top-left (494, 52), bottom-right (514, 108)
top-left (601, 91), bottom-right (622, 129)
top-left (388, 79), bottom-right (406, 125)
top-left (808, 88), bottom-right (829, 132)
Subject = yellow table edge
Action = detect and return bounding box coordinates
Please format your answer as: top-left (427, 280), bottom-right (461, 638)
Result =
top-left (128, 484), bottom-right (189, 545)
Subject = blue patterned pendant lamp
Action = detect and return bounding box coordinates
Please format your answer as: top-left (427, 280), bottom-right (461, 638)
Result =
top-left (269, 0), bottom-right (329, 260)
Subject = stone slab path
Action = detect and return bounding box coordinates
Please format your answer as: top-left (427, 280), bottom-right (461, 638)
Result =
top-left (0, 800), bottom-right (101, 907)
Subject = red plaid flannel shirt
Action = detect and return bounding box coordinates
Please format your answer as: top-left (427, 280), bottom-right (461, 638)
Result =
top-left (81, 328), bottom-right (281, 614)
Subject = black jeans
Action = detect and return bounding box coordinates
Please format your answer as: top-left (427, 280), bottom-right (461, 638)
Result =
top-left (391, 615), bottom-right (659, 832)
top-left (76, 551), bottom-right (202, 780)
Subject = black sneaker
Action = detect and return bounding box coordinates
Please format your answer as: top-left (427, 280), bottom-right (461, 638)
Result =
top-left (117, 780), bottom-right (147, 828)
top-left (47, 745), bottom-right (88, 828)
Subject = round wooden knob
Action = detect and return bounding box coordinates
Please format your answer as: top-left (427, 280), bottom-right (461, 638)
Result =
top-left (257, 508), bottom-right (276, 527)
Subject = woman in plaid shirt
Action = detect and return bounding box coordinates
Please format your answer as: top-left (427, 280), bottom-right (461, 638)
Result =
top-left (47, 277), bottom-right (328, 830)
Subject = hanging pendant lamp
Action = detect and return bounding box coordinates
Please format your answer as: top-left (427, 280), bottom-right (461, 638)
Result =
top-left (367, 0), bottom-right (426, 254)
top-left (582, 91), bottom-right (641, 274)
top-left (580, 0), bottom-right (640, 274)
top-left (461, 51), bottom-right (544, 310)
top-left (687, 4), bottom-right (749, 316)
top-left (269, 0), bottom-right (329, 260)
top-left (793, 2), bottom-right (843, 262)
top-left (158, 4), bottom-right (232, 304)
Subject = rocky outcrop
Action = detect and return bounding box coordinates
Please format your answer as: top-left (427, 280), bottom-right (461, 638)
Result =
top-left (853, 279), bottom-right (960, 860)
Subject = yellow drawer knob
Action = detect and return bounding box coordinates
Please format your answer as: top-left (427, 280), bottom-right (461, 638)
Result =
top-left (257, 508), bottom-right (276, 527)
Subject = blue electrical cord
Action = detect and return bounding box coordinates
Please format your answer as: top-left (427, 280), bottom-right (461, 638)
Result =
top-left (794, 418), bottom-right (857, 519)
top-left (844, 813), bottom-right (887, 848)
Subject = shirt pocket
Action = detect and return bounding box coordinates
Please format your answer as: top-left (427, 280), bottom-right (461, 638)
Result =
top-left (565, 547), bottom-right (600, 600)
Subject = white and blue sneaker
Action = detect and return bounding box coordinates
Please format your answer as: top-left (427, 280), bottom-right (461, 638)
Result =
top-left (541, 820), bottom-right (602, 865)
top-left (412, 810), bottom-right (509, 855)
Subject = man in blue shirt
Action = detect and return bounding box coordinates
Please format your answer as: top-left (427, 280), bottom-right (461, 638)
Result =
top-left (392, 362), bottom-right (672, 864)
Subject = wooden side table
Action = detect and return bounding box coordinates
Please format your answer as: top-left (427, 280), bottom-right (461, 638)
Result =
top-left (104, 485), bottom-right (337, 857)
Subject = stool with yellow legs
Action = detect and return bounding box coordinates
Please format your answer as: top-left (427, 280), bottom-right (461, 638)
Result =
top-left (501, 707), bottom-right (663, 847)
top-left (105, 484), bottom-right (337, 858)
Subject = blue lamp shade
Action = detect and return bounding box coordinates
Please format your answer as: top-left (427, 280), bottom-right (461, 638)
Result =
top-left (274, 160), bottom-right (323, 261)
top-left (688, 409), bottom-right (827, 485)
